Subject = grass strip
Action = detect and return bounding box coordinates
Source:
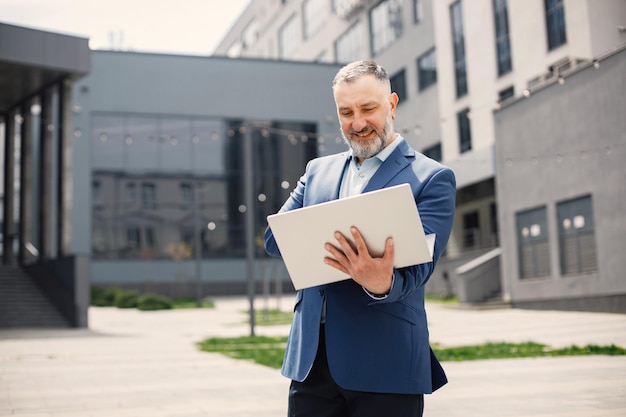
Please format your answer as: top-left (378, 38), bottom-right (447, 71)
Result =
top-left (198, 336), bottom-right (288, 368)
top-left (198, 337), bottom-right (625, 369)
top-left (432, 341), bottom-right (626, 361)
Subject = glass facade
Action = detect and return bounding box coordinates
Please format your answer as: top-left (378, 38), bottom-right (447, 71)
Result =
top-left (91, 113), bottom-right (317, 260)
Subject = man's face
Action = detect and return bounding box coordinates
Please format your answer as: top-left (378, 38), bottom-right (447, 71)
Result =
top-left (333, 74), bottom-right (398, 161)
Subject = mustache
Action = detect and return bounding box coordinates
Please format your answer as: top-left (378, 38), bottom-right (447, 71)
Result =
top-left (350, 126), bottom-right (376, 135)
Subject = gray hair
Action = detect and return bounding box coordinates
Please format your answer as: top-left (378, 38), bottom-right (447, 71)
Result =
top-left (332, 60), bottom-right (390, 89)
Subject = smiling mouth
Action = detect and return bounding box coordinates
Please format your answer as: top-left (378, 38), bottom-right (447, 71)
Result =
top-left (352, 129), bottom-right (374, 138)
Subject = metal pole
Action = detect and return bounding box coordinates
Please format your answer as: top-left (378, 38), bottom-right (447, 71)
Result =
top-left (2, 111), bottom-right (15, 266)
top-left (193, 181), bottom-right (202, 306)
top-left (243, 125), bottom-right (256, 336)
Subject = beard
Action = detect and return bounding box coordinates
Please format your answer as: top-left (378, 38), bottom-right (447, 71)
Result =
top-left (341, 115), bottom-right (394, 160)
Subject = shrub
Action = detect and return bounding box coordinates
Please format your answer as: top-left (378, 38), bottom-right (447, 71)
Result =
top-left (113, 289), bottom-right (139, 308)
top-left (137, 293), bottom-right (173, 311)
top-left (91, 285), bottom-right (122, 307)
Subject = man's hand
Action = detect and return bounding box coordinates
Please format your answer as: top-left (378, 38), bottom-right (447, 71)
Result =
top-left (324, 226), bottom-right (394, 295)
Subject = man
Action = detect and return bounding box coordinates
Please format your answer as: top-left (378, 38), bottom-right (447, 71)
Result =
top-left (264, 60), bottom-right (456, 417)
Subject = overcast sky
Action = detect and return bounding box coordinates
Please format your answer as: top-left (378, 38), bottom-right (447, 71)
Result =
top-left (0, 0), bottom-right (250, 55)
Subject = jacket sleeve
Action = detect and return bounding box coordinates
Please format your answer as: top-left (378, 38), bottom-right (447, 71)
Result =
top-left (377, 167), bottom-right (456, 303)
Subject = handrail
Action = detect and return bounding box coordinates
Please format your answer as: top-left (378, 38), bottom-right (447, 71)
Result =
top-left (455, 247), bottom-right (502, 275)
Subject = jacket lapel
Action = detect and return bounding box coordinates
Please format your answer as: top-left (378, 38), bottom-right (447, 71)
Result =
top-left (362, 139), bottom-right (414, 193)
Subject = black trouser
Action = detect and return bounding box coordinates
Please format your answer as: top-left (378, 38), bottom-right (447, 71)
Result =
top-left (288, 325), bottom-right (424, 417)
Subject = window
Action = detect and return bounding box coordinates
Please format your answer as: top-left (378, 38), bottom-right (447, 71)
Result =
top-left (141, 183), bottom-right (156, 209)
top-left (417, 48), bottom-right (437, 91)
top-left (498, 86), bottom-right (514, 102)
top-left (279, 15), bottom-right (300, 59)
top-left (516, 206), bottom-right (551, 279)
top-left (389, 69), bottom-right (407, 103)
top-left (145, 227), bottom-right (156, 248)
top-left (463, 211), bottom-right (480, 248)
top-left (303, 0), bottom-right (330, 39)
top-left (450, 1), bottom-right (468, 97)
top-left (422, 143), bottom-right (442, 162)
top-left (335, 21), bottom-right (365, 63)
top-left (557, 195), bottom-right (597, 275)
top-left (92, 180), bottom-right (102, 208)
top-left (414, 0), bottom-right (423, 23)
top-left (91, 114), bottom-right (317, 260)
top-left (124, 182), bottom-right (136, 209)
top-left (126, 226), bottom-right (141, 250)
top-left (370, 0), bottom-right (403, 56)
top-left (545, 0), bottom-right (566, 50)
top-left (180, 182), bottom-right (193, 209)
top-left (457, 108), bottom-right (471, 153)
top-left (493, 0), bottom-right (512, 75)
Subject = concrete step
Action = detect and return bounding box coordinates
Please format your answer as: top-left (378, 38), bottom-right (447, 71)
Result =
top-left (0, 265), bottom-right (70, 328)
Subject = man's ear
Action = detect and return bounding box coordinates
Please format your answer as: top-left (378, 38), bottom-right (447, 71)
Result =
top-left (390, 92), bottom-right (399, 119)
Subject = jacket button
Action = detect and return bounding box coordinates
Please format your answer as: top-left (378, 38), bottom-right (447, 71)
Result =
top-left (319, 288), bottom-right (325, 295)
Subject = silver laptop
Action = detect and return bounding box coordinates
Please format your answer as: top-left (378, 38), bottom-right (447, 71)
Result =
top-left (266, 183), bottom-right (434, 290)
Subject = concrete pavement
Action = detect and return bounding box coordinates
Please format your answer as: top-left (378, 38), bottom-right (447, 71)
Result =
top-left (1, 295), bottom-right (625, 417)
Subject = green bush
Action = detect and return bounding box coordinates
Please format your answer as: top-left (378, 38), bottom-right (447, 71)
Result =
top-left (90, 285), bottom-right (212, 311)
top-left (91, 285), bottom-right (123, 307)
top-left (113, 289), bottom-right (139, 308)
top-left (137, 293), bottom-right (173, 311)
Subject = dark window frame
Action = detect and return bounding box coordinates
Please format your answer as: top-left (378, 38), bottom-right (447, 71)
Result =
top-left (417, 48), bottom-right (437, 91)
top-left (389, 69), bottom-right (407, 103)
top-left (493, 0), bottom-right (512, 75)
top-left (545, 0), bottom-right (567, 50)
top-left (457, 108), bottom-right (472, 153)
top-left (450, 1), bottom-right (468, 97)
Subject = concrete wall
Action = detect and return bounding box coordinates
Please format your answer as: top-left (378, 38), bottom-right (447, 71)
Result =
top-left (494, 46), bottom-right (626, 310)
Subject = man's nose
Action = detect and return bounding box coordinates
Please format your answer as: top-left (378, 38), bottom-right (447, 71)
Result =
top-left (352, 113), bottom-right (367, 131)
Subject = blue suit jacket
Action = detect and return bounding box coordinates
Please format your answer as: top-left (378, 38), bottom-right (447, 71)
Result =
top-left (264, 139), bottom-right (456, 394)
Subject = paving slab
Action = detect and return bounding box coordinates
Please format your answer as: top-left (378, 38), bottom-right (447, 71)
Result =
top-left (1, 296), bottom-right (625, 417)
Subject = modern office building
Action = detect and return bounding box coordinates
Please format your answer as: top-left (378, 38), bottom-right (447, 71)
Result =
top-left (214, 0), bottom-right (626, 310)
top-left (71, 51), bottom-right (343, 297)
top-left (1, 23), bottom-right (91, 327)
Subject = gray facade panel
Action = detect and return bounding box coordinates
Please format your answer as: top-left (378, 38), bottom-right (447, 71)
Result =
top-left (495, 47), bottom-right (626, 306)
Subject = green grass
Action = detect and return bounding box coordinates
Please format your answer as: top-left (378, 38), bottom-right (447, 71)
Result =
top-left (198, 337), bottom-right (626, 370)
top-left (432, 342), bottom-right (626, 361)
top-left (198, 336), bottom-right (289, 368)
top-left (172, 298), bottom-right (215, 309)
top-left (246, 309), bottom-right (294, 326)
